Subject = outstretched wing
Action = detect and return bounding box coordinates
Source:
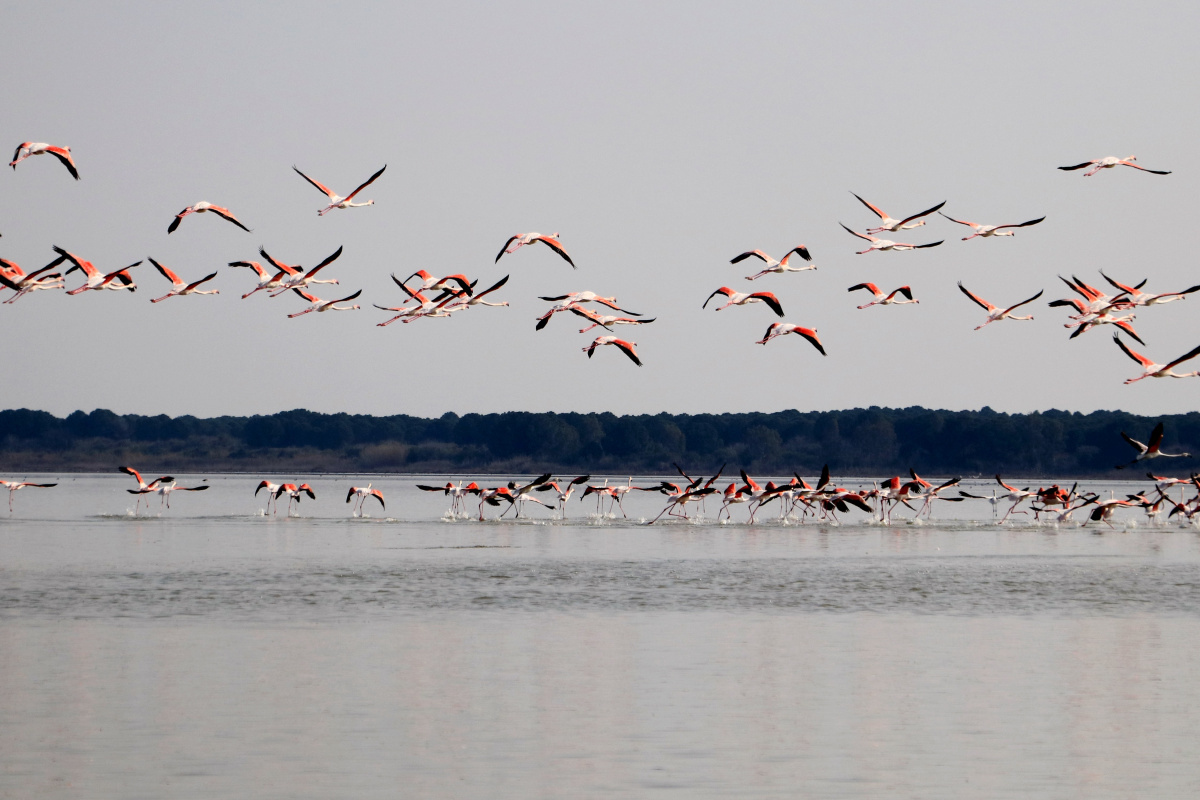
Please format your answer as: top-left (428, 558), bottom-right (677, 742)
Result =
top-left (293, 166), bottom-right (337, 199)
top-left (343, 164), bottom-right (387, 202)
top-left (957, 282), bottom-right (994, 311)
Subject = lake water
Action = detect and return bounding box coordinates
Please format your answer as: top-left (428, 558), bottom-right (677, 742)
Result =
top-left (2, 474), bottom-right (1199, 798)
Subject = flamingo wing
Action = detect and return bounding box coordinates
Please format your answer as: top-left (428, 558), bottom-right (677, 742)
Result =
top-left (1058, 161), bottom-right (1096, 170)
top-left (1164, 344), bottom-right (1200, 371)
top-left (342, 164), bottom-right (386, 202)
top-left (703, 287), bottom-right (731, 308)
top-left (784, 245), bottom-right (813, 262)
top-left (46, 147), bottom-right (79, 180)
top-left (1099, 270), bottom-right (1137, 295)
top-left (475, 274), bottom-right (510, 298)
top-left (293, 288), bottom-right (320, 304)
top-left (894, 286), bottom-right (914, 301)
top-left (535, 236), bottom-right (576, 268)
top-left (753, 292), bottom-right (785, 317)
top-left (1113, 334), bottom-right (1155, 368)
top-left (293, 166), bottom-right (338, 199)
top-left (1113, 320), bottom-right (1146, 346)
top-left (167, 210), bottom-right (189, 234)
top-left (612, 339), bottom-right (642, 366)
top-left (148, 257), bottom-right (183, 287)
top-left (305, 245), bottom-right (344, 277)
top-left (851, 192), bottom-right (887, 220)
top-left (1147, 422), bottom-right (1165, 452)
top-left (730, 250), bottom-right (770, 264)
top-left (899, 200), bottom-right (947, 226)
top-left (51, 246), bottom-right (95, 276)
top-left (914, 240), bottom-right (943, 248)
top-left (211, 206), bottom-right (252, 232)
top-left (1121, 432), bottom-right (1147, 453)
top-left (333, 289), bottom-right (363, 305)
top-left (792, 327), bottom-right (825, 355)
top-left (258, 247), bottom-right (299, 275)
top-left (185, 272), bottom-right (219, 291)
top-left (957, 282), bottom-right (995, 311)
top-left (0, 272), bottom-right (19, 291)
top-left (839, 222), bottom-right (874, 242)
top-left (847, 283), bottom-right (880, 296)
top-left (495, 236), bottom-right (519, 263)
top-left (1121, 161), bottom-right (1171, 175)
top-left (995, 216), bottom-right (1046, 230)
top-left (1002, 290), bottom-right (1044, 314)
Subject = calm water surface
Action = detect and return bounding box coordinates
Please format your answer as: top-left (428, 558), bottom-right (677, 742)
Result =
top-left (2, 474), bottom-right (1199, 798)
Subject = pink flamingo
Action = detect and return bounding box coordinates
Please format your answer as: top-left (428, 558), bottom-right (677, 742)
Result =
top-left (851, 193), bottom-right (945, 233)
top-left (167, 202), bottom-right (251, 234)
top-left (847, 283), bottom-right (918, 309)
top-left (288, 288), bottom-right (361, 318)
top-left (731, 246), bottom-right (816, 279)
top-left (957, 282), bottom-right (1042, 329)
top-left (495, 233), bottom-right (575, 268)
top-left (839, 223), bottom-right (943, 254)
top-left (147, 258), bottom-right (219, 303)
top-left (583, 336), bottom-right (642, 366)
top-left (293, 164), bottom-right (386, 215)
top-left (755, 323), bottom-right (826, 354)
top-left (10, 142), bottom-right (78, 179)
top-left (703, 287), bottom-right (784, 316)
top-left (1058, 156), bottom-right (1170, 176)
top-left (938, 211), bottom-right (1045, 240)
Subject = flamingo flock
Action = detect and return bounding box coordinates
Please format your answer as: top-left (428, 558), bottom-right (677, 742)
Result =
top-left (0, 138), bottom-right (1188, 382)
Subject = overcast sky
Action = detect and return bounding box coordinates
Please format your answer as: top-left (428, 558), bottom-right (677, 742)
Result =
top-left (3, 1), bottom-right (1198, 420)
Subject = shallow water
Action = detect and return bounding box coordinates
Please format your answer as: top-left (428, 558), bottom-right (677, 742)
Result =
top-left (2, 474), bottom-right (1199, 798)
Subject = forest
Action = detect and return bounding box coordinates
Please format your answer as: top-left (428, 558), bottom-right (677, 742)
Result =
top-left (1, 405), bottom-right (1197, 477)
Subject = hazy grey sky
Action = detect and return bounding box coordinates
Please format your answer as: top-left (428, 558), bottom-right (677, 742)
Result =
top-left (3, 1), bottom-right (1198, 419)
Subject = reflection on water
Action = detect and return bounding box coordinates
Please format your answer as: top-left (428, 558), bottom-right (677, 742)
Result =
top-left (1, 475), bottom-right (1199, 798)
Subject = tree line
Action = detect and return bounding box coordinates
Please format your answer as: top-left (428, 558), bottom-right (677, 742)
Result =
top-left (0, 405), bottom-right (1196, 476)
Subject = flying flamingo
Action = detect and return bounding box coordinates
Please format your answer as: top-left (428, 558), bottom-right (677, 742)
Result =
top-left (53, 246), bottom-right (140, 294)
top-left (1115, 422), bottom-right (1191, 469)
top-left (1112, 335), bottom-right (1200, 384)
top-left (534, 475), bottom-right (591, 518)
top-left (147, 258), bottom-right (219, 303)
top-left (538, 291), bottom-right (639, 314)
top-left (269, 246), bottom-right (344, 295)
top-left (151, 481), bottom-right (210, 510)
top-left (1100, 272), bottom-right (1200, 307)
top-left (288, 288), bottom-right (361, 318)
top-left (443, 275), bottom-right (510, 313)
top-left (938, 211), bottom-right (1045, 240)
top-left (730, 246), bottom-right (816, 280)
top-left (495, 233), bottom-right (575, 268)
top-left (957, 282), bottom-right (1043, 329)
top-left (584, 336), bottom-right (642, 366)
top-left (1058, 156), bottom-right (1171, 176)
top-left (346, 484), bottom-right (385, 516)
top-left (121, 466), bottom-right (174, 515)
top-left (851, 193), bottom-right (945, 233)
top-left (570, 305), bottom-right (656, 334)
top-left (847, 283), bottom-right (918, 309)
top-left (703, 287), bottom-right (784, 316)
top-left (401, 270), bottom-right (473, 296)
top-left (755, 323), bottom-right (826, 354)
top-left (1, 480), bottom-right (57, 512)
top-left (839, 223), bottom-right (943, 254)
top-left (10, 142), bottom-right (79, 179)
top-left (0, 256), bottom-right (65, 303)
top-left (416, 481), bottom-right (481, 516)
top-left (293, 164), bottom-right (386, 215)
top-left (167, 202), bottom-right (252, 234)
top-left (237, 247), bottom-right (300, 298)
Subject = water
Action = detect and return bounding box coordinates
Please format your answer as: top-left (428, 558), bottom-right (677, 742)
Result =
top-left (2, 474), bottom-right (1200, 798)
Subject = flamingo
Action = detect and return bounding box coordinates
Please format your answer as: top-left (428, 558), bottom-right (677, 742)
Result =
top-left (0, 256), bottom-right (65, 303)
top-left (1058, 156), bottom-right (1170, 176)
top-left (1065, 307), bottom-right (1144, 344)
top-left (1100, 272), bottom-right (1200, 307)
top-left (443, 275), bottom-right (510, 312)
top-left (288, 288), bottom-right (361, 318)
top-left (730, 246), bottom-right (816, 280)
top-left (375, 284), bottom-right (452, 326)
top-left (53, 247), bottom-right (141, 294)
top-left (346, 484), bottom-right (385, 516)
top-left (255, 480), bottom-right (283, 515)
top-left (958, 489), bottom-right (1002, 518)
top-left (9, 142), bottom-right (78, 179)
top-left (269, 246), bottom-right (344, 296)
top-left (851, 193), bottom-right (945, 233)
top-left (1115, 422), bottom-right (1191, 469)
top-left (994, 476), bottom-right (1036, 523)
top-left (755, 323), bottom-right (825, 354)
top-left (121, 465), bottom-right (174, 514)
top-left (273, 482), bottom-right (316, 515)
top-left (583, 336), bottom-right (642, 366)
top-left (538, 291), bottom-right (640, 314)
top-left (839, 223), bottom-right (942, 254)
top-left (847, 283), bottom-right (918, 309)
top-left (152, 481), bottom-right (209, 509)
top-left (293, 164), bottom-right (386, 215)
top-left (495, 232), bottom-right (575, 268)
top-left (147, 258), bottom-right (219, 303)
top-left (570, 305), bottom-right (656, 334)
top-left (534, 475), bottom-right (591, 518)
top-left (958, 282), bottom-right (1042, 329)
top-left (703, 287), bottom-right (784, 316)
top-left (400, 270), bottom-right (473, 297)
top-left (1, 480), bottom-right (57, 512)
top-left (167, 202), bottom-right (252, 234)
top-left (938, 211), bottom-right (1045, 240)
top-left (1113, 335), bottom-right (1200, 384)
top-left (238, 246), bottom-right (300, 299)
top-left (416, 481), bottom-right (482, 515)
